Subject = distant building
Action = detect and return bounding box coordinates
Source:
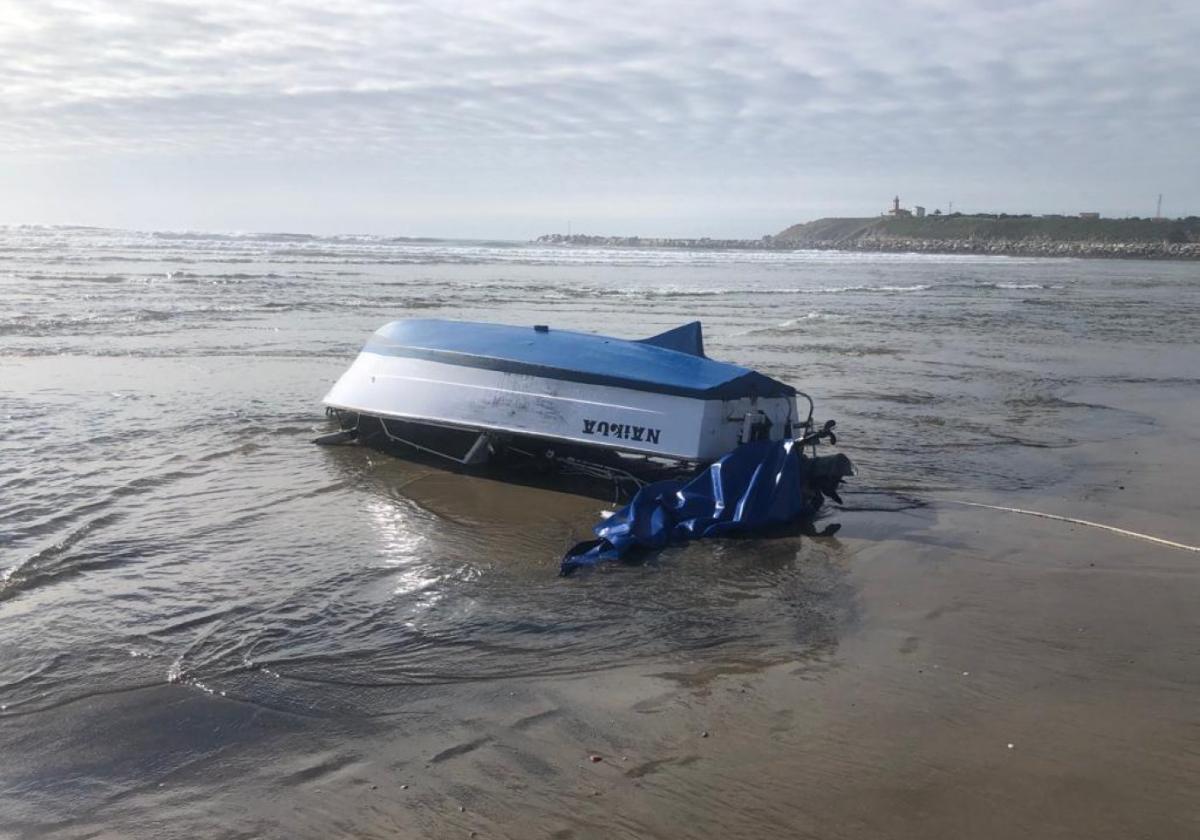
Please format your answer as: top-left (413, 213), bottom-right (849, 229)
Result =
top-left (915, 206), bottom-right (926, 218)
top-left (1079, 212), bottom-right (1100, 220)
top-left (887, 195), bottom-right (913, 217)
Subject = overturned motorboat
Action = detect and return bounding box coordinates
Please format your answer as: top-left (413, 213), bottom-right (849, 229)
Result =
top-left (320, 318), bottom-right (851, 521)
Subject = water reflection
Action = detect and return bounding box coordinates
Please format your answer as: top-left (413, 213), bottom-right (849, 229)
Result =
top-left (307, 444), bottom-right (858, 697)
top-left (363, 496), bottom-right (446, 611)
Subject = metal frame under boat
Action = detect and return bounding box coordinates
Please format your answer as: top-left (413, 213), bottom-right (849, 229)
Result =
top-left (320, 405), bottom-right (837, 504)
top-left (320, 408), bottom-right (703, 500)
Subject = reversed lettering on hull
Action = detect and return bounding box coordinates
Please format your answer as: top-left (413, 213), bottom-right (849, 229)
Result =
top-left (582, 418), bottom-right (661, 445)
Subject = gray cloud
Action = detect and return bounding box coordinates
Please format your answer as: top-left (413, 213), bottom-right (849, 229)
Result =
top-left (0, 0), bottom-right (1197, 235)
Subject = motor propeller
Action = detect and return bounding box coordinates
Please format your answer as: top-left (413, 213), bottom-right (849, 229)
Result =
top-left (796, 418), bottom-right (836, 447)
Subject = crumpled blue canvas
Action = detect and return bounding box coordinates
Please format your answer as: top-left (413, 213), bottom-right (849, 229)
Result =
top-left (561, 439), bottom-right (849, 574)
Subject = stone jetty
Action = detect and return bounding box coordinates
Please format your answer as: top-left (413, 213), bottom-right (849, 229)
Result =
top-left (537, 215), bottom-right (1200, 260)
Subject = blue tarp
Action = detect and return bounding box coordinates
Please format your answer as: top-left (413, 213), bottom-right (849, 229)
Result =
top-left (363, 319), bottom-right (795, 400)
top-left (561, 440), bottom-right (853, 574)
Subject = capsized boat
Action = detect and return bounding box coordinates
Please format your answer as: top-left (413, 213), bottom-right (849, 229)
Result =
top-left (320, 318), bottom-right (846, 498)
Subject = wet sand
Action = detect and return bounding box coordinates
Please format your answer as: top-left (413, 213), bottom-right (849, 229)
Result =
top-left (8, 401), bottom-right (1198, 839)
top-left (286, 499), bottom-right (1197, 840)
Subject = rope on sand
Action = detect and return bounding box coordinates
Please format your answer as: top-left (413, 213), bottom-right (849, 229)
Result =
top-left (942, 500), bottom-right (1200, 554)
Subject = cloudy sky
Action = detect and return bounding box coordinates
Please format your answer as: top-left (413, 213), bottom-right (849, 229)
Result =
top-left (0, 0), bottom-right (1196, 237)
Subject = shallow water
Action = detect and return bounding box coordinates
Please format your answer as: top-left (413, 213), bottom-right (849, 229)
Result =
top-left (2, 226), bottom-right (1198, 835)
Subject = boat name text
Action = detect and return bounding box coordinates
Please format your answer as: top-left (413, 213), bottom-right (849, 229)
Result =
top-left (582, 419), bottom-right (661, 444)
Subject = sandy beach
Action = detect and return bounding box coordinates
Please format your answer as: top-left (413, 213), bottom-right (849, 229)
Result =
top-left (7, 393), bottom-right (1198, 839)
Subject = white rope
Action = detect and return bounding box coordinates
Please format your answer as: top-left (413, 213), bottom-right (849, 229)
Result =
top-left (942, 499), bottom-right (1200, 553)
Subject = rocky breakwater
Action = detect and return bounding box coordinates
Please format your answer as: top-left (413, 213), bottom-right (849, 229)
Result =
top-left (535, 233), bottom-right (773, 250)
top-left (830, 235), bottom-right (1200, 260)
top-left (536, 217), bottom-right (1200, 260)
top-left (772, 216), bottom-right (1200, 261)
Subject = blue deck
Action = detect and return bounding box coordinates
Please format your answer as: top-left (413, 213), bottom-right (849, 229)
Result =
top-left (363, 319), bottom-right (795, 400)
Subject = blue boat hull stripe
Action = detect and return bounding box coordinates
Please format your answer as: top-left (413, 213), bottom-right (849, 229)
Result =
top-left (363, 340), bottom-right (793, 401)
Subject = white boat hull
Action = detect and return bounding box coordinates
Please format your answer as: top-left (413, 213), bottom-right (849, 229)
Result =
top-left (323, 352), bottom-right (798, 462)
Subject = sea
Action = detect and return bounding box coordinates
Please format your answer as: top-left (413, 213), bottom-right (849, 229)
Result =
top-left (2, 225), bottom-right (1198, 837)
